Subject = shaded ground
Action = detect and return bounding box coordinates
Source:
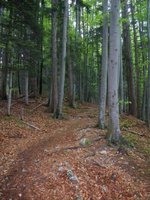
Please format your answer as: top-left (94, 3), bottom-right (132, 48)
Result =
top-left (0, 99), bottom-right (150, 200)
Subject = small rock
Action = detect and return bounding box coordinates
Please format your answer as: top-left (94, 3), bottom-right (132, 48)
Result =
top-left (18, 193), bottom-right (22, 197)
top-left (100, 150), bottom-right (107, 155)
top-left (22, 168), bottom-right (27, 173)
top-left (79, 138), bottom-right (91, 146)
top-left (67, 170), bottom-right (78, 183)
top-left (58, 166), bottom-right (64, 172)
top-left (111, 173), bottom-right (117, 181)
top-left (101, 185), bottom-right (107, 192)
top-left (70, 175), bottom-right (78, 183)
top-left (76, 194), bottom-right (83, 200)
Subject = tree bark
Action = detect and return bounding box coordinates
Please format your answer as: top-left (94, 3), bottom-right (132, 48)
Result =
top-left (107, 0), bottom-right (121, 143)
top-left (55, 0), bottom-right (68, 118)
top-left (7, 70), bottom-right (13, 116)
top-left (148, 0), bottom-right (150, 127)
top-left (122, 0), bottom-right (137, 116)
top-left (50, 0), bottom-right (58, 113)
top-left (25, 70), bottom-right (29, 105)
top-left (67, 40), bottom-right (75, 108)
top-left (130, 0), bottom-right (141, 118)
top-left (98, 0), bottom-right (108, 129)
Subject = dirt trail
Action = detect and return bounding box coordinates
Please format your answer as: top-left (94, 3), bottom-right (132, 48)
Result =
top-left (0, 102), bottom-right (149, 200)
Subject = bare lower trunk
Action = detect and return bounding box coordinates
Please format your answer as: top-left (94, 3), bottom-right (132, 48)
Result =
top-left (107, 0), bottom-right (121, 143)
top-left (99, 0), bottom-right (108, 129)
top-left (130, 0), bottom-right (140, 118)
top-left (50, 0), bottom-right (58, 113)
top-left (55, 0), bottom-right (68, 118)
top-left (7, 70), bottom-right (13, 116)
top-left (68, 45), bottom-right (75, 108)
top-left (122, 0), bottom-right (137, 116)
top-left (148, 0), bottom-right (150, 127)
top-left (119, 50), bottom-right (124, 115)
top-left (25, 70), bottom-right (29, 105)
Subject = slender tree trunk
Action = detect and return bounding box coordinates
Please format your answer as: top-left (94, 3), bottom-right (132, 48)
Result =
top-left (25, 70), bottom-right (29, 105)
top-left (122, 0), bottom-right (137, 116)
top-left (50, 0), bottom-right (58, 113)
top-left (148, 0), bottom-right (150, 127)
top-left (1, 43), bottom-right (8, 99)
top-left (67, 39), bottom-right (75, 108)
top-left (119, 45), bottom-right (124, 115)
top-left (55, 0), bottom-right (68, 118)
top-left (98, 0), bottom-right (108, 129)
top-left (130, 0), bottom-right (141, 118)
top-left (39, 1), bottom-right (44, 95)
top-left (107, 0), bottom-right (121, 143)
top-left (137, 4), bottom-right (147, 121)
top-left (7, 70), bottom-right (13, 116)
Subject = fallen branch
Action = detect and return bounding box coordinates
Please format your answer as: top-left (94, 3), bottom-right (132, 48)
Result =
top-left (21, 120), bottom-right (40, 130)
top-left (63, 145), bottom-right (82, 150)
top-left (30, 101), bottom-right (47, 113)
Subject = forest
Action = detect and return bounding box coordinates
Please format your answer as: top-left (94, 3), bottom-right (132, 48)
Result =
top-left (0, 0), bottom-right (150, 199)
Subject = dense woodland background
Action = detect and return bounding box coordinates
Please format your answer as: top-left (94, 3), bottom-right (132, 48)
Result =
top-left (0, 0), bottom-right (150, 143)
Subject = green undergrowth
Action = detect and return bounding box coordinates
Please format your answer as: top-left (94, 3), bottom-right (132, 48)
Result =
top-left (0, 115), bottom-right (24, 127)
top-left (124, 133), bottom-right (150, 157)
top-left (125, 132), bottom-right (150, 177)
top-left (107, 135), bottom-right (134, 151)
top-left (120, 119), bottom-right (137, 129)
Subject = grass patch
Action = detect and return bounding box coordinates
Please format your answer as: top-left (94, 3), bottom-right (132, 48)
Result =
top-left (124, 132), bottom-right (150, 156)
top-left (120, 119), bottom-right (137, 129)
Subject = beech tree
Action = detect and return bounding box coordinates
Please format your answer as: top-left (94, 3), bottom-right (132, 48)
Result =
top-left (148, 0), bottom-right (150, 127)
top-left (98, 0), bottom-right (108, 129)
top-left (107, 0), bottom-right (121, 143)
top-left (122, 0), bottom-right (137, 116)
top-left (55, 0), bottom-right (68, 118)
top-left (50, 0), bottom-right (58, 113)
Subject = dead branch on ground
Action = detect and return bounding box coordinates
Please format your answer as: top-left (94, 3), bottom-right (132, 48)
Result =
top-left (30, 101), bottom-right (47, 113)
top-left (21, 120), bottom-right (40, 130)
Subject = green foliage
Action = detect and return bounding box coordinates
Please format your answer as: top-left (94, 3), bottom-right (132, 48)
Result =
top-left (119, 99), bottom-right (132, 105)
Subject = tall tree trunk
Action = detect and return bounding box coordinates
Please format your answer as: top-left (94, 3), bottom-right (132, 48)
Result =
top-left (25, 70), bottom-right (29, 105)
top-left (39, 0), bottom-right (44, 95)
top-left (55, 0), bottom-right (68, 118)
top-left (119, 45), bottom-right (124, 115)
top-left (137, 3), bottom-right (147, 121)
top-left (7, 70), bottom-right (13, 116)
top-left (148, 0), bottom-right (150, 127)
top-left (67, 38), bottom-right (75, 108)
top-left (50, 0), bottom-right (58, 113)
top-left (107, 0), bottom-right (121, 143)
top-left (122, 0), bottom-right (137, 116)
top-left (98, 0), bottom-right (108, 129)
top-left (1, 43), bottom-right (8, 99)
top-left (130, 0), bottom-right (141, 118)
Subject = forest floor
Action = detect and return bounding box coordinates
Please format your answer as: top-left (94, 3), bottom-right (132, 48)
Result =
top-left (0, 99), bottom-right (150, 200)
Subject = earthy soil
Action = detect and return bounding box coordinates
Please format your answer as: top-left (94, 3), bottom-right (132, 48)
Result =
top-left (0, 99), bottom-right (150, 200)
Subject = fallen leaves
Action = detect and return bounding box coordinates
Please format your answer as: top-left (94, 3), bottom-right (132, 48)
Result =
top-left (0, 100), bottom-right (149, 199)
